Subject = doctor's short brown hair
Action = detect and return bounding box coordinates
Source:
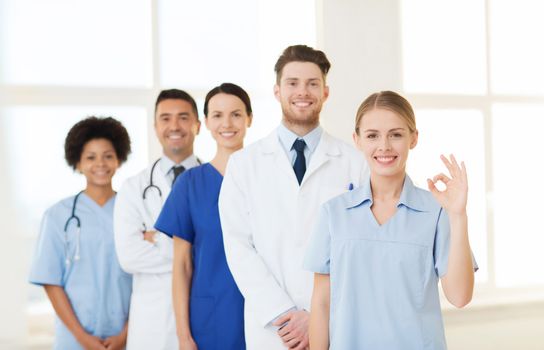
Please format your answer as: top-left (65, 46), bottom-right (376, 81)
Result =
top-left (274, 45), bottom-right (331, 84)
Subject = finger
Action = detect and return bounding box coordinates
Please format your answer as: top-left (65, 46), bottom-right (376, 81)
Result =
top-left (273, 313), bottom-right (291, 327)
top-left (432, 173), bottom-right (451, 184)
top-left (278, 324), bottom-right (291, 337)
top-left (286, 337), bottom-right (301, 348)
top-left (449, 154), bottom-right (462, 177)
top-left (281, 333), bottom-right (296, 346)
top-left (440, 154), bottom-right (454, 174)
top-left (461, 161), bottom-right (468, 183)
top-left (291, 337), bottom-right (309, 350)
top-left (427, 178), bottom-right (438, 191)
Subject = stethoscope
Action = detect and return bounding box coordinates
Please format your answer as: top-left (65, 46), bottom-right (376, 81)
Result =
top-left (64, 190), bottom-right (83, 266)
top-left (141, 157), bottom-right (201, 231)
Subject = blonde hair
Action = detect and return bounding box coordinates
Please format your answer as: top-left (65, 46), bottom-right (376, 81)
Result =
top-left (355, 91), bottom-right (416, 135)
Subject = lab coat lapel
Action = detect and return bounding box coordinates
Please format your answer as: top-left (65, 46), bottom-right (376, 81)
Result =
top-left (302, 131), bottom-right (340, 185)
top-left (261, 130), bottom-right (299, 184)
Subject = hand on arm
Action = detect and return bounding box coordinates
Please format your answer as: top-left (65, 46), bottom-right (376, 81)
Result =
top-left (172, 236), bottom-right (198, 350)
top-left (114, 183), bottom-right (172, 274)
top-left (309, 273), bottom-right (330, 350)
top-left (427, 154), bottom-right (475, 307)
top-left (44, 285), bottom-right (106, 350)
top-left (103, 322), bottom-right (128, 350)
top-left (143, 230), bottom-right (157, 243)
top-left (273, 310), bottom-right (310, 350)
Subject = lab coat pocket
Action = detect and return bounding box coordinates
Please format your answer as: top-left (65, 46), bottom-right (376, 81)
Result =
top-left (190, 296), bottom-right (216, 347)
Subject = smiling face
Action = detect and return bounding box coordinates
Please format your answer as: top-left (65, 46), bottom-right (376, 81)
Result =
top-left (274, 61), bottom-right (329, 131)
top-left (154, 98), bottom-right (200, 163)
top-left (354, 108), bottom-right (418, 180)
top-left (205, 93), bottom-right (252, 151)
top-left (77, 138), bottom-right (119, 188)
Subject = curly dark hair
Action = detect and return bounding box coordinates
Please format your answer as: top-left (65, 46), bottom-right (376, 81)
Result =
top-left (64, 116), bottom-right (131, 170)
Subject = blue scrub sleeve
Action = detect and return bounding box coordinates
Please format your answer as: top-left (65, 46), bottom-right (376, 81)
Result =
top-left (433, 208), bottom-right (478, 277)
top-left (155, 172), bottom-right (195, 243)
top-left (29, 208), bottom-right (66, 286)
top-left (303, 203), bottom-right (332, 274)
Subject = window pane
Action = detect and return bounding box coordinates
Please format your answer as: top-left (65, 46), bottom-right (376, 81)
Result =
top-left (490, 1), bottom-right (544, 95)
top-left (401, 0), bottom-right (487, 94)
top-left (407, 109), bottom-right (487, 282)
top-left (493, 104), bottom-right (544, 287)
top-left (0, 106), bottom-right (148, 236)
top-left (0, 0), bottom-right (152, 87)
top-left (159, 0), bottom-right (316, 90)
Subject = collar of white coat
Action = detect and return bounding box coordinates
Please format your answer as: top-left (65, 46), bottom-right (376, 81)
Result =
top-left (261, 127), bottom-right (342, 158)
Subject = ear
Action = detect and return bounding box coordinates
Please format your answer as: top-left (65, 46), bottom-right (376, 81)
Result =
top-left (195, 120), bottom-right (201, 135)
top-left (75, 163), bottom-right (82, 174)
top-left (410, 130), bottom-right (419, 149)
top-left (323, 85), bottom-right (330, 101)
top-left (273, 84), bottom-right (280, 102)
top-left (247, 114), bottom-right (253, 128)
top-left (352, 131), bottom-right (362, 151)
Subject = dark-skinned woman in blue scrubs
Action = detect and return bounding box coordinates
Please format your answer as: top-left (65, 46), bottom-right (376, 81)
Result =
top-left (155, 83), bottom-right (252, 350)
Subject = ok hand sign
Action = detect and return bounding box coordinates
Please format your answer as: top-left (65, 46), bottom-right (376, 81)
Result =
top-left (427, 154), bottom-right (468, 216)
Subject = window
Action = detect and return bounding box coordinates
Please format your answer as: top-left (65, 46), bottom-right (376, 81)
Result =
top-left (401, 0), bottom-right (544, 291)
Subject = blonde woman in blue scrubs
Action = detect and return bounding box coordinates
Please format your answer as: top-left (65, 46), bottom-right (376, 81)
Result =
top-left (304, 91), bottom-right (477, 350)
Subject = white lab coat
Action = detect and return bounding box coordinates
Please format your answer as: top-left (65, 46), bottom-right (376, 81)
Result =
top-left (219, 129), bottom-right (368, 350)
top-left (114, 159), bottom-right (177, 350)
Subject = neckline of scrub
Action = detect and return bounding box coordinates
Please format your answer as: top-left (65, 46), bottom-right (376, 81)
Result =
top-left (80, 191), bottom-right (116, 210)
top-left (205, 162), bottom-right (224, 179)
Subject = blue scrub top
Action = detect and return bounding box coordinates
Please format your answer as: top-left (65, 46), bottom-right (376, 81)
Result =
top-left (304, 176), bottom-right (477, 350)
top-left (155, 163), bottom-right (245, 350)
top-left (29, 193), bottom-right (132, 350)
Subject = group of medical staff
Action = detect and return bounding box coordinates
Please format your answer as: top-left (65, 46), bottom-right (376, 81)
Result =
top-left (29, 44), bottom-right (477, 350)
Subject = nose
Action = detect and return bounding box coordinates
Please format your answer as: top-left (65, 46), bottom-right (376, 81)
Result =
top-left (169, 117), bottom-right (182, 130)
top-left (223, 115), bottom-right (234, 128)
top-left (296, 83), bottom-right (310, 96)
top-left (378, 136), bottom-right (391, 151)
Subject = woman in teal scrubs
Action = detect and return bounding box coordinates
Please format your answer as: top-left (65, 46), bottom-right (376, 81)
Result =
top-left (155, 83), bottom-right (252, 350)
top-left (305, 91), bottom-right (478, 350)
top-left (29, 117), bottom-right (133, 350)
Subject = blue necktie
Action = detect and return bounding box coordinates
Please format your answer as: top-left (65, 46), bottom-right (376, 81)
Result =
top-left (292, 139), bottom-right (306, 185)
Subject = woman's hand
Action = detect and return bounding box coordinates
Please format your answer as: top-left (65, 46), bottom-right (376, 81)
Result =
top-left (427, 154), bottom-right (468, 216)
top-left (179, 337), bottom-right (198, 350)
top-left (103, 333), bottom-right (126, 350)
top-left (77, 333), bottom-right (106, 350)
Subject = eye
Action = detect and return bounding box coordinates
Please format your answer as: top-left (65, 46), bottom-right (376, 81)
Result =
top-left (310, 82), bottom-right (319, 87)
top-left (390, 133), bottom-right (403, 138)
top-left (366, 134), bottom-right (378, 139)
top-left (233, 112), bottom-right (242, 118)
top-left (212, 113), bottom-right (221, 118)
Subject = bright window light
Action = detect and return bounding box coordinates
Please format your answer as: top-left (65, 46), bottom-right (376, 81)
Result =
top-left (407, 109), bottom-right (488, 282)
top-left (492, 104), bottom-right (544, 287)
top-left (489, 0), bottom-right (544, 95)
top-left (401, 0), bottom-right (487, 95)
top-left (0, 0), bottom-right (152, 87)
top-left (158, 0), bottom-right (316, 91)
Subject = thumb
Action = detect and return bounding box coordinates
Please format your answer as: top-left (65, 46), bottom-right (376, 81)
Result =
top-left (427, 179), bottom-right (439, 195)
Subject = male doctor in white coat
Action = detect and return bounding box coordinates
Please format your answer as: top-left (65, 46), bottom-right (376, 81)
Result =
top-left (219, 45), bottom-right (368, 350)
top-left (114, 89), bottom-right (201, 350)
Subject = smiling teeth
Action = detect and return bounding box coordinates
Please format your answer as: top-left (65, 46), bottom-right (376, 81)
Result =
top-left (168, 135), bottom-right (181, 139)
top-left (221, 132), bottom-right (235, 137)
top-left (376, 156), bottom-right (395, 162)
top-left (294, 102), bottom-right (311, 107)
